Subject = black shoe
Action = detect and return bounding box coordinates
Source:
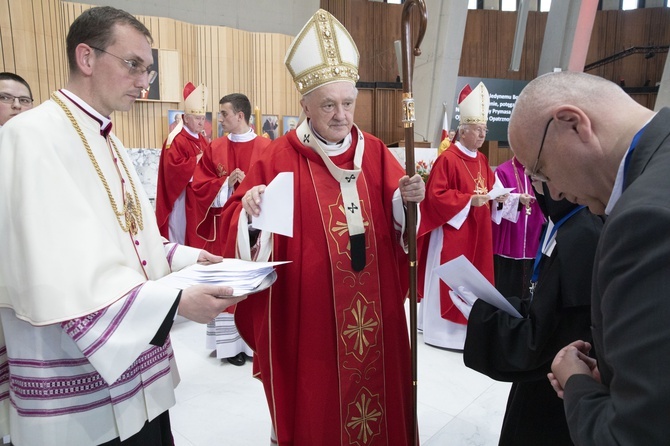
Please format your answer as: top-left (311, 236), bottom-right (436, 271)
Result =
top-left (226, 353), bottom-right (246, 366)
top-left (243, 352), bottom-right (254, 362)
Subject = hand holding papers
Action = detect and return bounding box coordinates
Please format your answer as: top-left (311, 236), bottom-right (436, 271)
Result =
top-left (487, 186), bottom-right (515, 201)
top-left (157, 259), bottom-right (290, 297)
top-left (449, 288), bottom-right (476, 319)
top-left (435, 255), bottom-right (522, 318)
top-left (251, 172), bottom-right (294, 237)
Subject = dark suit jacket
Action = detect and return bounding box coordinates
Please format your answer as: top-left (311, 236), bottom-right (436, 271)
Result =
top-left (563, 107), bottom-right (670, 445)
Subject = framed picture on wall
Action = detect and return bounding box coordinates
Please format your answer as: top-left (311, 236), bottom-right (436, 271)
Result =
top-left (261, 114), bottom-right (279, 140)
top-left (204, 111), bottom-right (213, 142)
top-left (249, 114), bottom-right (257, 135)
top-left (282, 115), bottom-right (299, 134)
top-left (138, 48), bottom-right (160, 100)
top-left (167, 109), bottom-right (183, 135)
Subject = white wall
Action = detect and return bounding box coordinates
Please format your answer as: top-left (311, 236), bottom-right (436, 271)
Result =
top-left (75, 0), bottom-right (320, 35)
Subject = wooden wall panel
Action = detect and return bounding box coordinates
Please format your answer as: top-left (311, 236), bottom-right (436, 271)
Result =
top-left (355, 88), bottom-right (374, 135)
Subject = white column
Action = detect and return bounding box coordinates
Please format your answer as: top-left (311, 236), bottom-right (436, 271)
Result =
top-left (655, 47), bottom-right (670, 111)
top-left (537, 0), bottom-right (598, 75)
top-left (412, 0), bottom-right (469, 146)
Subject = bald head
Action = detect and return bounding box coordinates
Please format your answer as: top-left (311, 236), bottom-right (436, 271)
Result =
top-left (508, 71), bottom-right (655, 214)
top-left (510, 71), bottom-right (632, 147)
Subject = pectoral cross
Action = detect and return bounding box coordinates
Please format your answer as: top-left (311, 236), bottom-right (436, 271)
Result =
top-left (125, 192), bottom-right (139, 235)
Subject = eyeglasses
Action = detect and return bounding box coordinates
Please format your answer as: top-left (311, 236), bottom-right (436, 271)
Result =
top-left (0, 93), bottom-right (33, 106)
top-left (90, 46), bottom-right (157, 84)
top-left (527, 117), bottom-right (554, 182)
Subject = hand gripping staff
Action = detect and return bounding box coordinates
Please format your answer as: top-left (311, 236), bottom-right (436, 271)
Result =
top-left (401, 1), bottom-right (427, 444)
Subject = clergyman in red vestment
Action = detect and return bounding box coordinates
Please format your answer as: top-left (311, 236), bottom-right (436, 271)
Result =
top-left (417, 82), bottom-right (506, 351)
top-left (155, 82), bottom-right (210, 247)
top-left (192, 93), bottom-right (271, 366)
top-left (217, 9), bottom-right (425, 445)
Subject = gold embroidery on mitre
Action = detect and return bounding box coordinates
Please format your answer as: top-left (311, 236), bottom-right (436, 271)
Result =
top-left (284, 9), bottom-right (360, 95)
top-left (341, 293), bottom-right (379, 362)
top-left (345, 388), bottom-right (383, 445)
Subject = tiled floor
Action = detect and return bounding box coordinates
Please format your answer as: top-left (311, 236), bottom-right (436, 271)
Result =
top-left (169, 314), bottom-right (511, 446)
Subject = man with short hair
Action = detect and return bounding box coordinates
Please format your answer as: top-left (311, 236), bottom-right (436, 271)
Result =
top-left (217, 9), bottom-right (424, 444)
top-left (0, 6), bottom-right (245, 445)
top-left (417, 82), bottom-right (505, 351)
top-left (192, 93), bottom-right (271, 366)
top-left (155, 82), bottom-right (210, 247)
top-left (508, 70), bottom-right (670, 445)
top-left (0, 72), bottom-right (34, 127)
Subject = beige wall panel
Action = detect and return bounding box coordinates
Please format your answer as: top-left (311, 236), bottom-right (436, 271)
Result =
top-left (0, 0), bottom-right (11, 72)
top-left (159, 49), bottom-right (181, 103)
top-left (7, 0), bottom-right (37, 83)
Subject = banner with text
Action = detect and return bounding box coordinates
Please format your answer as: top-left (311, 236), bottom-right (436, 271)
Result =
top-left (451, 77), bottom-right (529, 142)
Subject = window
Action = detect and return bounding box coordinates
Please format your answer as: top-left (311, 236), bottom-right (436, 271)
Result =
top-left (621, 0), bottom-right (638, 10)
top-left (501, 0), bottom-right (517, 11)
top-left (540, 0), bottom-right (552, 12)
top-left (468, 0), bottom-right (478, 9)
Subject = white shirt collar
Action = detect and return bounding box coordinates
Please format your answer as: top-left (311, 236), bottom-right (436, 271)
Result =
top-left (604, 115), bottom-right (656, 215)
top-left (604, 152), bottom-right (627, 215)
top-left (183, 125), bottom-right (201, 138)
top-left (308, 119), bottom-right (352, 156)
top-left (228, 128), bottom-right (256, 143)
top-left (455, 141), bottom-right (478, 158)
top-left (60, 89), bottom-right (112, 131)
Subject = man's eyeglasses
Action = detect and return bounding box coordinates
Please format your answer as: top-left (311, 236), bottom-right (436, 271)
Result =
top-left (0, 93), bottom-right (33, 106)
top-left (526, 117), bottom-right (554, 182)
top-left (90, 46), bottom-right (157, 84)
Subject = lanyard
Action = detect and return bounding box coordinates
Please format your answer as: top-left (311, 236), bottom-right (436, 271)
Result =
top-left (622, 125), bottom-right (646, 189)
top-left (529, 205), bottom-right (585, 298)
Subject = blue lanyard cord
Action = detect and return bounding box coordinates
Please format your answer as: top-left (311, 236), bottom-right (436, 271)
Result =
top-left (623, 125), bottom-right (647, 188)
top-left (530, 205), bottom-right (586, 286)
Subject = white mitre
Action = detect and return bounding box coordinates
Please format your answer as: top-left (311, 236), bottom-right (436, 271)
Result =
top-left (458, 81), bottom-right (490, 125)
top-left (284, 9), bottom-right (360, 95)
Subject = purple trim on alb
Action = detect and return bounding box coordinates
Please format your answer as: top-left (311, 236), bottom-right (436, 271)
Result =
top-left (110, 363), bottom-right (171, 406)
top-left (166, 243), bottom-right (178, 266)
top-left (81, 286), bottom-right (142, 357)
top-left (9, 356), bottom-right (90, 368)
top-left (0, 362), bottom-right (9, 386)
top-left (11, 370), bottom-right (107, 400)
top-left (110, 343), bottom-right (171, 388)
top-left (13, 393), bottom-right (112, 417)
top-left (10, 347), bottom-right (174, 417)
top-left (62, 309), bottom-right (108, 342)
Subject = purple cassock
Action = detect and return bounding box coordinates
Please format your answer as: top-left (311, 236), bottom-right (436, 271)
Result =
top-left (492, 157), bottom-right (546, 299)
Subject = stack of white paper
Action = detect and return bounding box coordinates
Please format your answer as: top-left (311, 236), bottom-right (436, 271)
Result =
top-left (157, 259), bottom-right (290, 297)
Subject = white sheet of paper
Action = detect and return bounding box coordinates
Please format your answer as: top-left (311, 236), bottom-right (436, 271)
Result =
top-left (251, 172), bottom-right (294, 237)
top-left (487, 186), bottom-right (515, 200)
top-left (434, 255), bottom-right (523, 318)
top-left (156, 259), bottom-right (290, 297)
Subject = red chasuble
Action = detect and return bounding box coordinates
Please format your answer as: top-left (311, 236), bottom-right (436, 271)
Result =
top-left (155, 128), bottom-right (209, 247)
top-left (417, 144), bottom-right (496, 324)
top-left (191, 135), bottom-right (270, 254)
top-left (218, 127), bottom-right (414, 445)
